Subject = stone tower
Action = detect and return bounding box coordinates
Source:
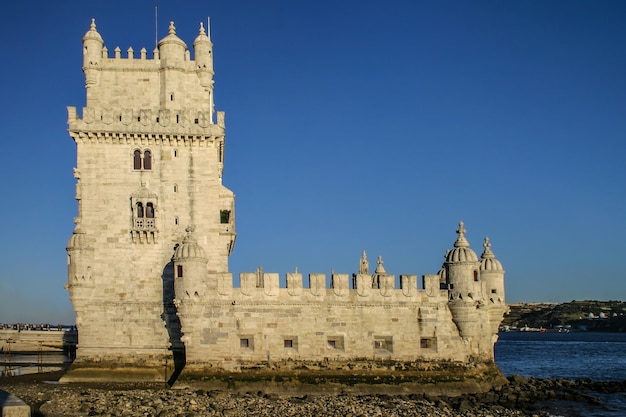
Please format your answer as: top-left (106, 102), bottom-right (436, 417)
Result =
top-left (64, 18), bottom-right (508, 386)
top-left (65, 19), bottom-right (236, 376)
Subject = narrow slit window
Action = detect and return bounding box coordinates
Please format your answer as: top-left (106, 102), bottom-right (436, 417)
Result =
top-left (177, 265), bottom-right (183, 278)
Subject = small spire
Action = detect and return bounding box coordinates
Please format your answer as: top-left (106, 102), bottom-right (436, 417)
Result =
top-left (168, 21), bottom-right (176, 35)
top-left (454, 221), bottom-right (470, 248)
top-left (359, 250), bottom-right (369, 274)
top-left (90, 18), bottom-right (97, 31)
top-left (199, 22), bottom-right (206, 36)
top-left (374, 256), bottom-right (386, 274)
top-left (182, 225), bottom-right (197, 244)
top-left (481, 237), bottom-right (495, 259)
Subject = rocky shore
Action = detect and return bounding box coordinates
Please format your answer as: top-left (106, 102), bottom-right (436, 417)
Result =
top-left (2, 372), bottom-right (625, 417)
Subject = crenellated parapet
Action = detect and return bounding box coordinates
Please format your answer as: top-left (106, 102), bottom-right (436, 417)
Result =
top-left (80, 20), bottom-right (217, 126)
top-left (226, 271), bottom-right (443, 302)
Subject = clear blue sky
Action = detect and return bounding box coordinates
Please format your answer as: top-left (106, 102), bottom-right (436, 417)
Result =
top-left (1, 0), bottom-right (625, 324)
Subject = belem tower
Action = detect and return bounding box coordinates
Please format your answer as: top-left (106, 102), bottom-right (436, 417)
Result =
top-left (64, 19), bottom-right (507, 384)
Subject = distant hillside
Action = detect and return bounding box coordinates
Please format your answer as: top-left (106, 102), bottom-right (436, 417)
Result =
top-left (502, 300), bottom-right (626, 331)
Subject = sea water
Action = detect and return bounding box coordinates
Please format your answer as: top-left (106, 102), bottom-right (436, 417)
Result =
top-left (495, 331), bottom-right (626, 417)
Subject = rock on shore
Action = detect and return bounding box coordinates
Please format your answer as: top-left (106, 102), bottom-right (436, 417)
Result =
top-left (3, 372), bottom-right (624, 417)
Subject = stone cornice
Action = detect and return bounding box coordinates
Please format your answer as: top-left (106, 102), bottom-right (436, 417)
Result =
top-left (68, 130), bottom-right (223, 146)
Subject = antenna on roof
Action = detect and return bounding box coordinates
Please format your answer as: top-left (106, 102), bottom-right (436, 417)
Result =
top-left (154, 3), bottom-right (158, 49)
top-left (207, 16), bottom-right (211, 41)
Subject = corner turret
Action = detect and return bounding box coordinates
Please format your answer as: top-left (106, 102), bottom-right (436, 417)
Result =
top-left (444, 222), bottom-right (481, 301)
top-left (173, 225), bottom-right (208, 351)
top-left (444, 222), bottom-right (489, 359)
top-left (82, 19), bottom-right (103, 87)
top-left (173, 225), bottom-right (208, 302)
top-left (479, 237), bottom-right (505, 304)
top-left (193, 22), bottom-right (214, 87)
top-left (480, 237), bottom-right (508, 339)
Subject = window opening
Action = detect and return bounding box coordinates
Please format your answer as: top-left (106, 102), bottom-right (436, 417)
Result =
top-left (240, 338), bottom-right (249, 348)
top-left (143, 150), bottom-right (152, 170)
top-left (133, 150), bottom-right (142, 170)
top-left (420, 338), bottom-right (436, 349)
top-left (136, 202), bottom-right (144, 218)
top-left (146, 203), bottom-right (155, 218)
top-left (177, 265), bottom-right (183, 278)
top-left (284, 339), bottom-right (293, 348)
top-left (220, 210), bottom-right (230, 224)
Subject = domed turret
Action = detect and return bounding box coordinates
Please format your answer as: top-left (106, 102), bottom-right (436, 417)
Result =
top-left (173, 225), bottom-right (208, 353)
top-left (173, 225), bottom-right (208, 304)
top-left (193, 22), bottom-right (214, 87)
top-left (444, 222), bottom-right (481, 301)
top-left (158, 21), bottom-right (187, 64)
top-left (445, 222), bottom-right (484, 346)
top-left (82, 19), bottom-right (103, 86)
top-left (479, 237), bottom-right (507, 349)
top-left (174, 226), bottom-right (207, 260)
top-left (445, 222), bottom-right (478, 263)
top-left (480, 237), bottom-right (505, 304)
top-left (480, 237), bottom-right (503, 272)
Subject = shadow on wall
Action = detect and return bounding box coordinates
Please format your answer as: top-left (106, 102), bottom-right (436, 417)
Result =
top-left (162, 259), bottom-right (186, 385)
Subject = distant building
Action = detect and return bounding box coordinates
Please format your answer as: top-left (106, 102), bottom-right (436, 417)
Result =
top-left (64, 19), bottom-right (507, 381)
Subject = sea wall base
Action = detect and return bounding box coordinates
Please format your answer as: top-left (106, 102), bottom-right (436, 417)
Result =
top-left (176, 360), bottom-right (507, 396)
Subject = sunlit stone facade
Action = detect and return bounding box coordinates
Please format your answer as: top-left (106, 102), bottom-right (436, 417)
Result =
top-left (65, 20), bottom-right (506, 380)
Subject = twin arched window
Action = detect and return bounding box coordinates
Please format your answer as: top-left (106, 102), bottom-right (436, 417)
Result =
top-left (135, 202), bottom-right (155, 218)
top-left (133, 149), bottom-right (152, 170)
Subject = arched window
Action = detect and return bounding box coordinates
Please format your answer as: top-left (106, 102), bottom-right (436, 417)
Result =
top-left (133, 150), bottom-right (142, 170)
top-left (146, 202), bottom-right (155, 218)
top-left (143, 150), bottom-right (152, 170)
top-left (136, 202), bottom-right (144, 218)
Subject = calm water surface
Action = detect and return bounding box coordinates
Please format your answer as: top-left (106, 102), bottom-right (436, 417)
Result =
top-left (495, 332), bottom-right (626, 417)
